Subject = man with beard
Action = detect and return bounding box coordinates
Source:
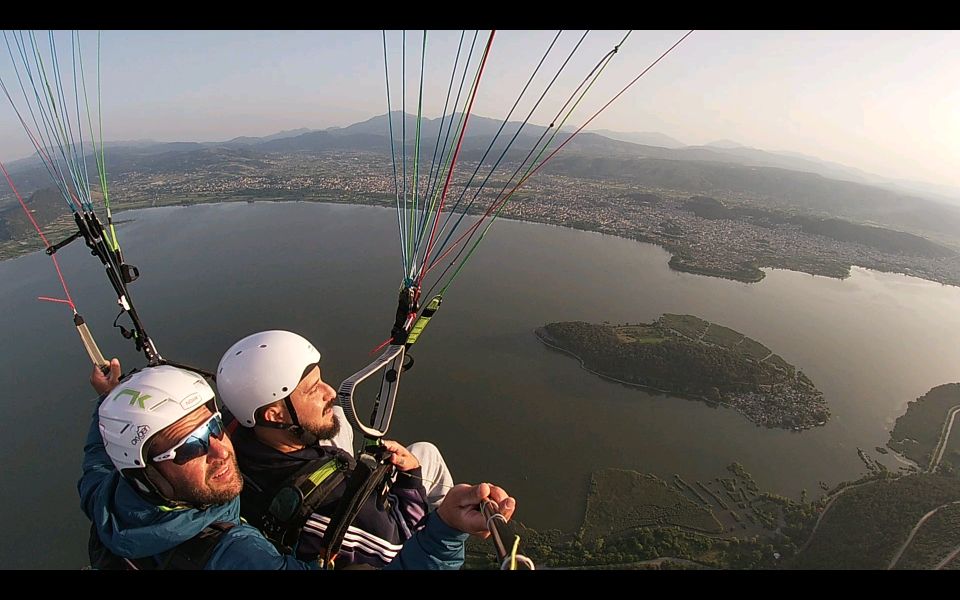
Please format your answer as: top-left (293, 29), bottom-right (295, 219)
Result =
top-left (216, 330), bottom-right (453, 568)
top-left (81, 361), bottom-right (515, 569)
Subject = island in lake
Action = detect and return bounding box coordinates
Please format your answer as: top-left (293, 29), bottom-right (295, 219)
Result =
top-left (536, 314), bottom-right (829, 430)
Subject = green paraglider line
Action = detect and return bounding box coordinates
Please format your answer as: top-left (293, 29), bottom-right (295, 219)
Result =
top-left (421, 31), bottom-right (477, 230)
top-left (2, 30), bottom-right (164, 364)
top-left (70, 33), bottom-right (94, 213)
top-left (418, 30), bottom-right (466, 250)
top-left (425, 32), bottom-right (628, 287)
top-left (22, 31), bottom-right (78, 208)
top-left (0, 49), bottom-right (75, 212)
top-left (429, 30), bottom-right (580, 264)
top-left (425, 30), bottom-right (693, 298)
top-left (383, 31), bottom-right (407, 274)
top-left (48, 32), bottom-right (89, 207)
top-left (409, 31), bottom-right (426, 278)
top-left (415, 30), bottom-right (495, 288)
top-left (409, 35), bottom-right (482, 281)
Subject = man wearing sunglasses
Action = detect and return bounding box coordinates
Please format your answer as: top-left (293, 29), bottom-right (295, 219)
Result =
top-left (81, 361), bottom-right (516, 569)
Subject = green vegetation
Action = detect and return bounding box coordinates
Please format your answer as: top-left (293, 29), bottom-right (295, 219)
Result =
top-left (895, 502), bottom-right (960, 569)
top-left (790, 473), bottom-right (960, 569)
top-left (738, 336), bottom-right (772, 361)
top-left (537, 315), bottom-right (828, 429)
top-left (659, 313), bottom-right (709, 340)
top-left (469, 391), bottom-right (960, 570)
top-left (580, 470), bottom-right (723, 540)
top-left (667, 254), bottom-right (767, 284)
top-left (674, 475), bottom-right (709, 506)
top-left (0, 188), bottom-right (78, 260)
top-left (465, 464), bottom-right (819, 570)
top-left (765, 353), bottom-right (794, 374)
top-left (942, 425), bottom-right (960, 476)
top-left (701, 322), bottom-right (745, 348)
top-left (887, 383), bottom-right (960, 468)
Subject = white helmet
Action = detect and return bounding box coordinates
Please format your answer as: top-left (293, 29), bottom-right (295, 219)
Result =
top-left (99, 365), bottom-right (215, 473)
top-left (216, 330), bottom-right (321, 427)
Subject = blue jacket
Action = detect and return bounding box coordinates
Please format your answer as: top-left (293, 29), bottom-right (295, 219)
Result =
top-left (78, 401), bottom-right (468, 569)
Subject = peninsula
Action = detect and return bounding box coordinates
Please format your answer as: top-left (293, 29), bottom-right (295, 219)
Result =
top-left (536, 314), bottom-right (829, 429)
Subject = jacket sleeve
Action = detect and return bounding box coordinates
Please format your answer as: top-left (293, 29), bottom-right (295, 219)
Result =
top-left (391, 466), bottom-right (429, 533)
top-left (206, 525), bottom-right (319, 570)
top-left (78, 396), bottom-right (114, 520)
top-left (384, 511), bottom-right (468, 570)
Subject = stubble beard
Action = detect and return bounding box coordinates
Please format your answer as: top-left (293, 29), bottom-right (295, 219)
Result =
top-left (179, 453), bottom-right (244, 506)
top-left (306, 412), bottom-right (341, 441)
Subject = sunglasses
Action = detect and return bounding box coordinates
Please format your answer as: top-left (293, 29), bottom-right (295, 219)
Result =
top-left (151, 412), bottom-right (225, 466)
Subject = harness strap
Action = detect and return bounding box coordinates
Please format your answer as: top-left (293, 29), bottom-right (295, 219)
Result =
top-left (245, 457), bottom-right (349, 556)
top-left (316, 446), bottom-right (395, 569)
top-left (158, 521), bottom-right (237, 570)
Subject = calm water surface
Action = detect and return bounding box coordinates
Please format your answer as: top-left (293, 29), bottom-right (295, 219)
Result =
top-left (2, 201), bottom-right (958, 568)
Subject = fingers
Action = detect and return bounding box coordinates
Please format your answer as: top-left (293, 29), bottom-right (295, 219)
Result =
top-left (382, 440), bottom-right (419, 471)
top-left (108, 358), bottom-right (121, 383)
top-left (90, 367), bottom-right (100, 389)
top-left (436, 483), bottom-right (517, 536)
top-left (485, 485), bottom-right (516, 521)
top-left (479, 486), bottom-right (517, 522)
top-left (499, 496), bottom-right (517, 522)
top-left (487, 484), bottom-right (509, 505)
top-left (90, 358), bottom-right (122, 396)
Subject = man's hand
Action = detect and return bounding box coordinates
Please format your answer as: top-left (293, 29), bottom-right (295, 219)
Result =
top-left (91, 358), bottom-right (122, 396)
top-left (437, 482), bottom-right (516, 538)
top-left (382, 440), bottom-right (420, 472)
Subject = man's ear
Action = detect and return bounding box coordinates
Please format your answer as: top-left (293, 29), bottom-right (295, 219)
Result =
top-left (261, 402), bottom-right (286, 424)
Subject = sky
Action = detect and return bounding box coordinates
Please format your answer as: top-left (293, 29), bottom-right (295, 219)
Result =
top-left (1, 30), bottom-right (957, 192)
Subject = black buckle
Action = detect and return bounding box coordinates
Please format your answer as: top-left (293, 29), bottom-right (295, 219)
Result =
top-left (121, 263), bottom-right (140, 284)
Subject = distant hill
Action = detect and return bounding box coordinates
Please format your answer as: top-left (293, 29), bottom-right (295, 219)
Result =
top-left (705, 139), bottom-right (745, 149)
top-left (329, 111), bottom-right (556, 143)
top-left (546, 154), bottom-right (960, 245)
top-left (684, 196), bottom-right (956, 258)
top-left (590, 129), bottom-right (685, 149)
top-left (680, 145), bottom-right (876, 186)
top-left (2, 111), bottom-right (958, 248)
top-left (221, 128), bottom-right (315, 148)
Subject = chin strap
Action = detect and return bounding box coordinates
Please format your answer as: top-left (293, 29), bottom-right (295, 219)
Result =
top-left (256, 395), bottom-right (320, 447)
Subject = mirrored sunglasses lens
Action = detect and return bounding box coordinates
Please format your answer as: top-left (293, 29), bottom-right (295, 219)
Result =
top-left (172, 436), bottom-right (209, 465)
top-left (209, 415), bottom-right (225, 440)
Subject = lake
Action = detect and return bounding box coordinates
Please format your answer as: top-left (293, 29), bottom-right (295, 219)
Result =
top-left (1, 201), bottom-right (958, 568)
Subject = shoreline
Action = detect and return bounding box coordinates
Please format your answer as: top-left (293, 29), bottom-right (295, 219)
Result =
top-left (3, 196), bottom-right (957, 289)
top-left (534, 325), bottom-right (828, 431)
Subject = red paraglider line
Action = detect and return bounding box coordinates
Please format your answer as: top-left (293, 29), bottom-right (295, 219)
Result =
top-left (369, 336), bottom-right (394, 355)
top-left (0, 159), bottom-right (77, 312)
top-left (424, 30), bottom-right (694, 279)
top-left (416, 30), bottom-right (495, 288)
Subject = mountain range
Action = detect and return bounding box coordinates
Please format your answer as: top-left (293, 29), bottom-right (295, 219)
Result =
top-left (3, 112), bottom-right (959, 247)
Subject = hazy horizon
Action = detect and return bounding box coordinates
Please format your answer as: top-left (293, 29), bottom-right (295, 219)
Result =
top-left (2, 30), bottom-right (958, 194)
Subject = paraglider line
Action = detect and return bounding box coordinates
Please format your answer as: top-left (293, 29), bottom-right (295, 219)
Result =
top-left (1, 159), bottom-right (77, 313)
